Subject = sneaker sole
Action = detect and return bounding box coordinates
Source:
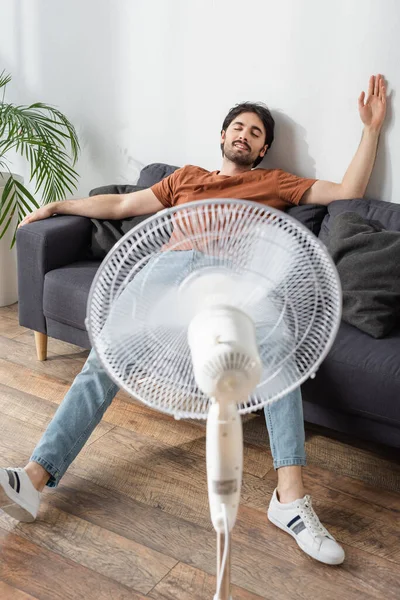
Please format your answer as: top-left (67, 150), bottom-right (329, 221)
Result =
top-left (268, 511), bottom-right (344, 566)
top-left (0, 479), bottom-right (36, 523)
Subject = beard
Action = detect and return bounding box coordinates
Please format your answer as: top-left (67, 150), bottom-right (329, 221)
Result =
top-left (222, 141), bottom-right (257, 167)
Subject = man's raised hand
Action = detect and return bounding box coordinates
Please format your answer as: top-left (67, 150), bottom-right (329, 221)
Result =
top-left (358, 74), bottom-right (387, 132)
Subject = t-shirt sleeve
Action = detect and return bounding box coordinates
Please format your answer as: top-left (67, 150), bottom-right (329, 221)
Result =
top-left (276, 170), bottom-right (317, 206)
top-left (151, 168), bottom-right (183, 208)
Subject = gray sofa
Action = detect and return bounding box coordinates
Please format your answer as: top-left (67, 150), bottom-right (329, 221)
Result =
top-left (16, 163), bottom-right (400, 448)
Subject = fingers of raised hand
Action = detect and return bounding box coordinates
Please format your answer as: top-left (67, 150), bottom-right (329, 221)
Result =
top-left (367, 75), bottom-right (375, 101)
top-left (374, 74), bottom-right (380, 95)
top-left (379, 77), bottom-right (386, 102)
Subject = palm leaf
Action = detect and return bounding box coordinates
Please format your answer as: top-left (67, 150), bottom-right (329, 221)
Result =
top-left (0, 211), bottom-right (16, 241)
top-left (12, 178), bottom-right (40, 210)
top-left (0, 175), bottom-right (41, 246)
top-left (1, 104), bottom-right (80, 204)
top-left (0, 73), bottom-right (81, 239)
top-left (0, 70), bottom-right (12, 89)
top-left (0, 179), bottom-right (16, 229)
top-left (0, 175), bottom-right (13, 213)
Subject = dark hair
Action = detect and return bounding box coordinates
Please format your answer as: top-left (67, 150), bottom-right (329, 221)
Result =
top-left (221, 101), bottom-right (275, 167)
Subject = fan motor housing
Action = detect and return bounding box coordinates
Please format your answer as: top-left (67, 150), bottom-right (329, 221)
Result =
top-left (188, 306), bottom-right (262, 403)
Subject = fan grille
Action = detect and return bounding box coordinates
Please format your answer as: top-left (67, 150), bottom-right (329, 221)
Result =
top-left (87, 199), bottom-right (342, 419)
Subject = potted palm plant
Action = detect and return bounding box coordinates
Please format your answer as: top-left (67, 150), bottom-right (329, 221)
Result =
top-left (0, 70), bottom-right (80, 306)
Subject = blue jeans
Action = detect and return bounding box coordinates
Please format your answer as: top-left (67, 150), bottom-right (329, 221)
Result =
top-left (30, 251), bottom-right (307, 487)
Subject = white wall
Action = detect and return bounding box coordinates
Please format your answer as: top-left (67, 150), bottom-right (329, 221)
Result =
top-left (0, 0), bottom-right (399, 202)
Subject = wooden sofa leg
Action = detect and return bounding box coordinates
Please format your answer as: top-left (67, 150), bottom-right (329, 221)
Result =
top-left (34, 331), bottom-right (48, 361)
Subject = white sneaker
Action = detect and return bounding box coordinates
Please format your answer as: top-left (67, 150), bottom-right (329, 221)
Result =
top-left (0, 467), bottom-right (41, 523)
top-left (268, 488), bottom-right (345, 565)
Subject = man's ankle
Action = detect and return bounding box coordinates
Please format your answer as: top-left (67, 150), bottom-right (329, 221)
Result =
top-left (276, 465), bottom-right (305, 504)
top-left (277, 486), bottom-right (305, 504)
top-left (24, 462), bottom-right (50, 492)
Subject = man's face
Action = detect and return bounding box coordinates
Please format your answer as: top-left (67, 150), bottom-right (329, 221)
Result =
top-left (221, 112), bottom-right (268, 167)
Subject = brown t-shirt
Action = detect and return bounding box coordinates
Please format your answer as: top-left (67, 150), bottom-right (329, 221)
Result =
top-left (151, 165), bottom-right (317, 251)
top-left (151, 165), bottom-right (317, 210)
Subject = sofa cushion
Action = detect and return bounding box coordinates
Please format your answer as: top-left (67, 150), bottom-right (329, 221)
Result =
top-left (43, 261), bottom-right (101, 330)
top-left (302, 320), bottom-right (400, 427)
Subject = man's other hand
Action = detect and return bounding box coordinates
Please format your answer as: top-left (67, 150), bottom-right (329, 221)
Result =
top-left (18, 204), bottom-right (56, 228)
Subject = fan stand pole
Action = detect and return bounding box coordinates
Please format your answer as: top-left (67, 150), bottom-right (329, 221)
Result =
top-left (216, 531), bottom-right (232, 600)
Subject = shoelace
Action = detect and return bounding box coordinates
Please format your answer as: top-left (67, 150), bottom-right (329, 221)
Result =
top-left (297, 495), bottom-right (330, 538)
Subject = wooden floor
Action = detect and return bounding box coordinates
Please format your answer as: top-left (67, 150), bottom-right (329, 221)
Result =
top-left (0, 303), bottom-right (399, 600)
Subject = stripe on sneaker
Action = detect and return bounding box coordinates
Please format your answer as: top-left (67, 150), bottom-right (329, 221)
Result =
top-left (287, 515), bottom-right (301, 528)
top-left (6, 469), bottom-right (20, 493)
top-left (292, 521), bottom-right (306, 535)
top-left (287, 514), bottom-right (306, 535)
top-left (14, 471), bottom-right (21, 494)
top-left (6, 469), bottom-right (16, 491)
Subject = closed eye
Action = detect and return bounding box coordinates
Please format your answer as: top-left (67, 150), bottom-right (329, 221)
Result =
top-left (233, 125), bottom-right (261, 138)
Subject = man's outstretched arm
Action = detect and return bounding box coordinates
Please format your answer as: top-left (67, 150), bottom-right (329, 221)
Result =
top-left (301, 74), bottom-right (387, 206)
top-left (18, 188), bottom-right (164, 227)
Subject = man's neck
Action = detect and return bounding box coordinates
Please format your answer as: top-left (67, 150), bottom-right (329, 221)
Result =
top-left (218, 158), bottom-right (253, 177)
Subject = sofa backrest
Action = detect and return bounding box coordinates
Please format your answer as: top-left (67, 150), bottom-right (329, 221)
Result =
top-left (137, 163), bottom-right (179, 187)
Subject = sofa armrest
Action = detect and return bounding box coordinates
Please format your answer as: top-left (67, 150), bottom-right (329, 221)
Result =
top-left (16, 215), bottom-right (93, 334)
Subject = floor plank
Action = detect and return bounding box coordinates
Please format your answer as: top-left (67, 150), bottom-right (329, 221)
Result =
top-left (0, 408), bottom-right (114, 460)
top-left (62, 424), bottom-right (275, 530)
top-left (0, 358), bottom-right (71, 402)
top-left (0, 303), bottom-right (18, 317)
top-left (0, 580), bottom-right (39, 600)
top-left (13, 328), bottom-right (88, 357)
top-left (179, 430), bottom-right (272, 478)
top-left (246, 411), bottom-right (400, 493)
top-left (0, 317), bottom-right (28, 339)
top-left (148, 562), bottom-right (265, 600)
top-left (0, 335), bottom-right (87, 382)
top-left (0, 503), bottom-right (176, 595)
top-left (0, 528), bottom-right (148, 600)
top-left (302, 462), bottom-right (400, 511)
top-left (81, 424), bottom-right (274, 507)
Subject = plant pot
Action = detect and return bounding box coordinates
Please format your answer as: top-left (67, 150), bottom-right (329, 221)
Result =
top-left (0, 172), bottom-right (23, 307)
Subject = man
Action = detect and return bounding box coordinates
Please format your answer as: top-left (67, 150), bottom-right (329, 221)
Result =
top-left (0, 74), bottom-right (386, 566)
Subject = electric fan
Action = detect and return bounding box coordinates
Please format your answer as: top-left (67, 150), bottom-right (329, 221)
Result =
top-left (86, 199), bottom-right (342, 600)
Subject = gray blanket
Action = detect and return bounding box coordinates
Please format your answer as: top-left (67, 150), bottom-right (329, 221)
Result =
top-left (87, 184), bottom-right (152, 259)
top-left (328, 212), bottom-right (400, 338)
